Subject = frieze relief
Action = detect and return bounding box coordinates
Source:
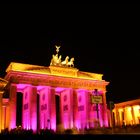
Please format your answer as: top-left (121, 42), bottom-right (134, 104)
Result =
top-left (9, 74), bottom-right (107, 91)
top-left (49, 65), bottom-right (78, 77)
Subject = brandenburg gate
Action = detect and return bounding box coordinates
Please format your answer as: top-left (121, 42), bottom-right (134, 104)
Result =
top-left (1, 46), bottom-right (109, 132)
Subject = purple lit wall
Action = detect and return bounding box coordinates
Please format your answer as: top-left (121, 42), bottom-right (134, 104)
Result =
top-left (99, 104), bottom-right (103, 127)
top-left (8, 84), bottom-right (108, 132)
top-left (73, 90), bottom-right (78, 129)
top-left (22, 86), bottom-right (37, 132)
top-left (49, 88), bottom-right (56, 131)
top-left (89, 104), bottom-right (97, 128)
top-left (60, 88), bottom-right (73, 129)
top-left (76, 89), bottom-right (89, 129)
top-left (30, 86), bottom-right (37, 132)
top-left (22, 87), bottom-right (30, 130)
top-left (39, 87), bottom-right (49, 129)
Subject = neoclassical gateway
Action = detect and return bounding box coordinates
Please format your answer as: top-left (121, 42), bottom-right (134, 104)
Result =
top-left (0, 46), bottom-right (109, 132)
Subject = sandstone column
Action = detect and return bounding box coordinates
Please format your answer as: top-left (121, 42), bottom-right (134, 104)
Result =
top-left (39, 86), bottom-right (50, 130)
top-left (22, 85), bottom-right (37, 132)
top-left (30, 86), bottom-right (37, 132)
top-left (0, 92), bottom-right (3, 132)
top-left (131, 106), bottom-right (135, 124)
top-left (76, 89), bottom-right (89, 130)
top-left (60, 88), bottom-right (73, 129)
top-left (9, 84), bottom-right (17, 130)
top-left (48, 87), bottom-right (56, 131)
top-left (73, 89), bottom-right (78, 129)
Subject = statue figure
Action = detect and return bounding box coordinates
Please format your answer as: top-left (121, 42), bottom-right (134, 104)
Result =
top-left (50, 54), bottom-right (62, 66)
top-left (56, 55), bottom-right (62, 66)
top-left (50, 45), bottom-right (62, 66)
top-left (67, 57), bottom-right (74, 67)
top-left (50, 54), bottom-right (58, 65)
top-left (55, 45), bottom-right (61, 53)
top-left (61, 56), bottom-right (69, 66)
top-left (50, 45), bottom-right (75, 68)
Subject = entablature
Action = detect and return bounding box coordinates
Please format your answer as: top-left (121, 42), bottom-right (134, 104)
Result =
top-left (5, 71), bottom-right (109, 91)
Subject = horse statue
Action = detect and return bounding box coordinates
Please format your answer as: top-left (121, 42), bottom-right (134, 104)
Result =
top-left (61, 56), bottom-right (69, 66)
top-left (56, 55), bottom-right (62, 66)
top-left (67, 57), bottom-right (74, 67)
top-left (50, 54), bottom-right (62, 66)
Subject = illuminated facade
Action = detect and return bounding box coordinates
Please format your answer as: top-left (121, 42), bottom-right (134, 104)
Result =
top-left (113, 99), bottom-right (140, 126)
top-left (1, 46), bottom-right (109, 132)
top-left (0, 78), bottom-right (8, 132)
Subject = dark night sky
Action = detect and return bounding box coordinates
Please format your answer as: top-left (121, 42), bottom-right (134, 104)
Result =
top-left (0, 4), bottom-right (140, 104)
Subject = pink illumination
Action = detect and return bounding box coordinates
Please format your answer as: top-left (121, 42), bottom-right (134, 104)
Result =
top-left (30, 87), bottom-right (37, 132)
top-left (98, 104), bottom-right (103, 127)
top-left (38, 86), bottom-right (56, 131)
top-left (49, 88), bottom-right (56, 131)
top-left (16, 84), bottom-right (30, 130)
top-left (76, 89), bottom-right (89, 129)
top-left (39, 87), bottom-right (49, 130)
top-left (8, 84), bottom-right (108, 132)
top-left (89, 104), bottom-right (97, 128)
top-left (55, 87), bottom-right (65, 92)
top-left (60, 88), bottom-right (73, 129)
top-left (22, 86), bottom-right (37, 132)
top-left (103, 106), bottom-right (109, 127)
top-left (17, 84), bottom-right (29, 90)
top-left (22, 86), bottom-right (30, 130)
top-left (37, 85), bottom-right (46, 91)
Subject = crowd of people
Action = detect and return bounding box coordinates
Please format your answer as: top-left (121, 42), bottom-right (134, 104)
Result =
top-left (1, 124), bottom-right (140, 136)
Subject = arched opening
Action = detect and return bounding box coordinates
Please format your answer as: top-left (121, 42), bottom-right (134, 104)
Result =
top-left (37, 93), bottom-right (40, 131)
top-left (55, 94), bottom-right (60, 126)
top-left (112, 112), bottom-right (115, 126)
top-left (16, 92), bottom-right (23, 127)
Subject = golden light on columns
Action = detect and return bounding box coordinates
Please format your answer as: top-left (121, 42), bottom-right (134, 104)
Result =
top-left (0, 78), bottom-right (8, 132)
